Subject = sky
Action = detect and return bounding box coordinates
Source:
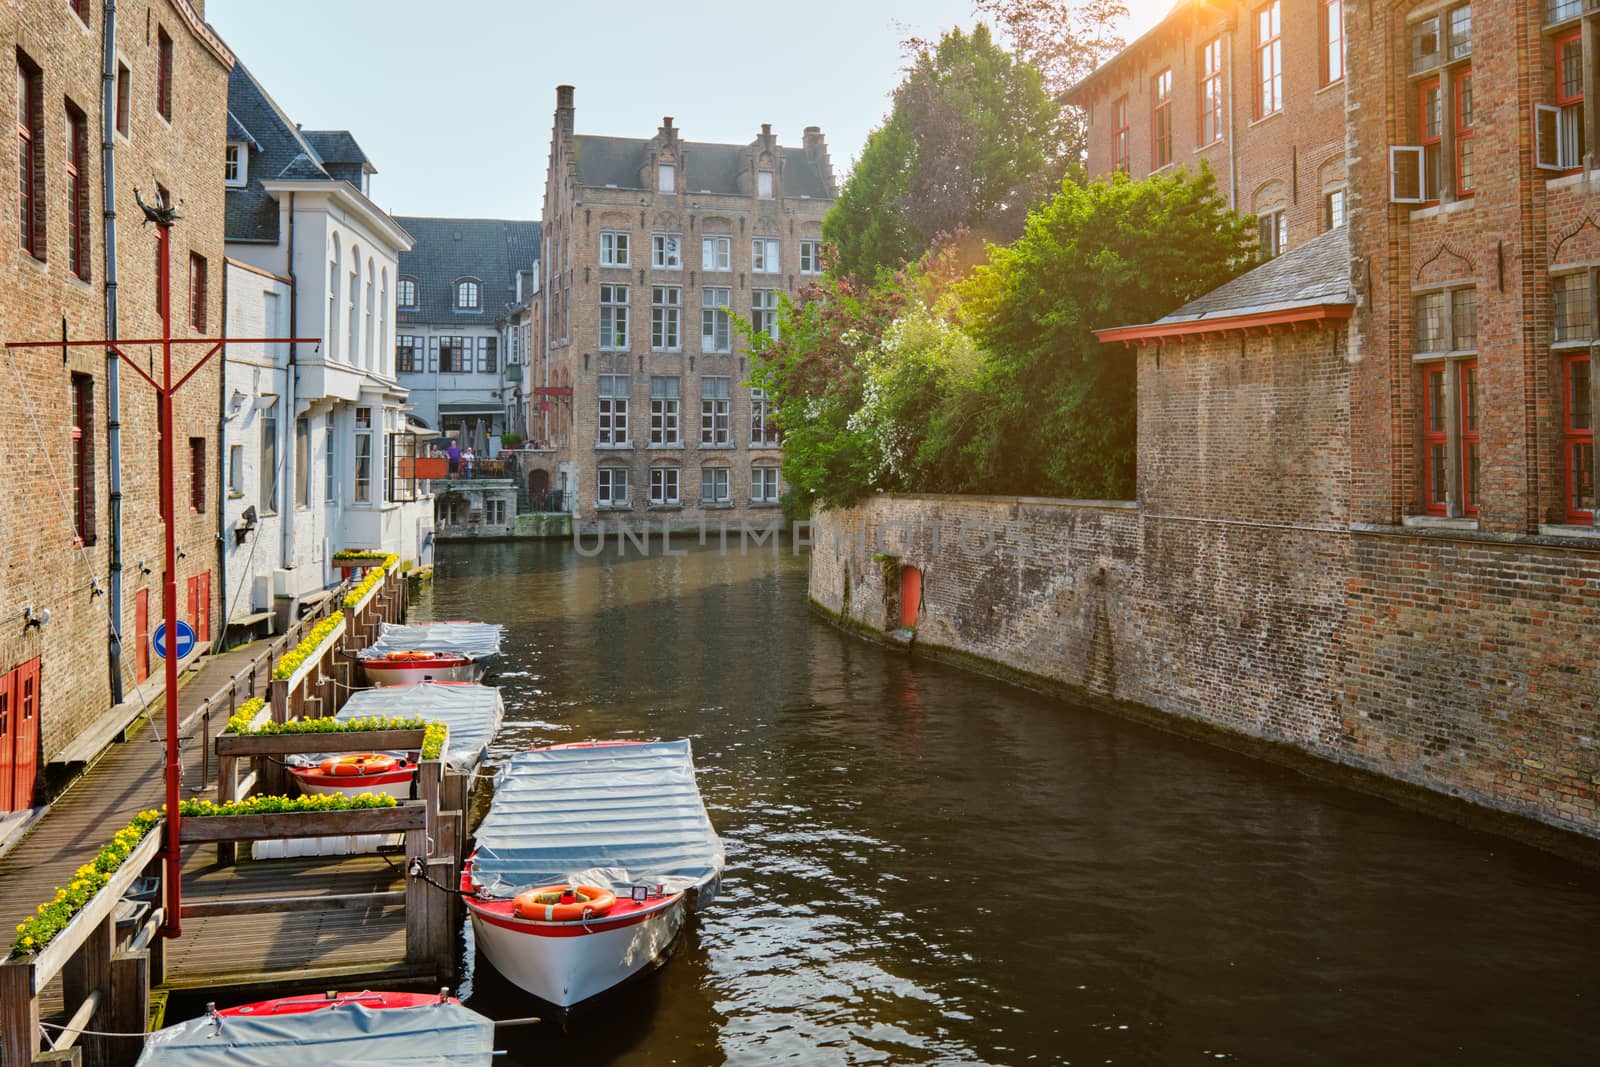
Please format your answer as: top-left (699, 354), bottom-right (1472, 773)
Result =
top-left (207, 0), bottom-right (1176, 222)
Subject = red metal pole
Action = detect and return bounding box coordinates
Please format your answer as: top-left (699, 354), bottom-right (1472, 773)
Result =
top-left (157, 218), bottom-right (183, 938)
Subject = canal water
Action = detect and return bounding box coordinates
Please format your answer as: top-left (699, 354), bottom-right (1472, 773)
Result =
top-left (425, 539), bottom-right (1599, 1066)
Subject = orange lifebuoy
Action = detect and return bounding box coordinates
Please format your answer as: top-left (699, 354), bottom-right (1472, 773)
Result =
top-left (318, 753), bottom-right (401, 777)
top-left (385, 649), bottom-right (438, 661)
top-left (512, 884), bottom-right (618, 922)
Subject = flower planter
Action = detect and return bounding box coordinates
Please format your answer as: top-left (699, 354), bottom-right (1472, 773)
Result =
top-left (178, 802), bottom-right (426, 843)
top-left (275, 617), bottom-right (346, 693)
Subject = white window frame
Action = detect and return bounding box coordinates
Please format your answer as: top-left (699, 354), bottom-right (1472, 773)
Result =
top-left (757, 170), bottom-right (774, 199)
top-left (600, 231), bottom-right (631, 268)
top-left (224, 142), bottom-right (247, 187)
top-left (752, 465), bottom-right (780, 503)
top-left (649, 466), bottom-right (680, 505)
top-left (799, 240), bottom-right (821, 274)
top-left (652, 233), bottom-right (683, 270)
top-left (752, 238), bottom-right (780, 274)
top-left (658, 163), bottom-right (675, 193)
top-left (752, 289), bottom-right (779, 341)
top-left (456, 279), bottom-right (480, 310)
top-left (598, 466), bottom-right (629, 507)
top-left (702, 236), bottom-right (731, 272)
top-left (702, 288), bottom-right (731, 352)
top-left (1536, 102), bottom-right (1586, 171)
top-left (651, 286), bottom-right (681, 351)
top-left (701, 377), bottom-right (731, 446)
top-left (599, 284), bottom-right (629, 349)
top-left (598, 373), bottom-right (630, 446)
top-left (397, 277), bottom-right (417, 308)
top-left (1390, 144), bottom-right (1427, 203)
top-left (650, 376), bottom-right (681, 445)
top-left (701, 466), bottom-right (730, 504)
top-left (750, 387), bottom-right (779, 446)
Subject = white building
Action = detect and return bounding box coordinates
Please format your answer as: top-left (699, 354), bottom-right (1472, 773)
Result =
top-left (221, 61), bottom-right (432, 631)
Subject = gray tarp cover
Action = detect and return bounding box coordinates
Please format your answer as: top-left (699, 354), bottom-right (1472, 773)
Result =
top-left (470, 740), bottom-right (724, 900)
top-left (134, 1002), bottom-right (495, 1066)
top-left (356, 622), bottom-right (505, 661)
top-left (337, 682), bottom-right (504, 771)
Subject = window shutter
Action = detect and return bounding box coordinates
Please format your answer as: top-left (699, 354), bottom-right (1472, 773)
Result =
top-left (1389, 145), bottom-right (1425, 203)
top-left (1536, 104), bottom-right (1564, 171)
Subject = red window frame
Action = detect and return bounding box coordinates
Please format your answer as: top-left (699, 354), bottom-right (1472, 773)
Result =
top-left (1419, 77), bottom-right (1442, 203)
top-left (66, 103), bottom-right (90, 280)
top-left (1322, 0), bottom-right (1345, 85)
top-left (1423, 364), bottom-right (1449, 515)
top-left (71, 373), bottom-right (95, 545)
top-left (1199, 38), bottom-right (1224, 145)
top-left (189, 252), bottom-right (207, 330)
top-left (1556, 30), bottom-right (1582, 108)
top-left (1111, 95), bottom-right (1130, 174)
top-left (1563, 353), bottom-right (1594, 522)
top-left (1152, 69), bottom-right (1173, 170)
top-left (1256, 1), bottom-right (1282, 118)
top-left (1453, 69), bottom-right (1474, 198)
top-left (16, 55), bottom-right (43, 259)
top-left (1459, 360), bottom-right (1479, 517)
top-left (156, 27), bottom-right (172, 121)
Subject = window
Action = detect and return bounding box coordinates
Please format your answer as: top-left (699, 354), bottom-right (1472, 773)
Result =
top-left (1259, 209), bottom-right (1287, 259)
top-left (652, 233), bottom-right (682, 270)
top-left (598, 466), bottom-right (629, 506)
top-left (751, 289), bottom-right (779, 342)
top-left (1199, 39), bottom-right (1224, 146)
top-left (1112, 95), bottom-right (1130, 174)
top-left (260, 399), bottom-right (279, 513)
top-left (700, 376), bottom-right (731, 446)
top-left (1256, 1), bottom-right (1282, 117)
top-left (1564, 354), bottom-right (1595, 520)
top-left (1413, 287), bottom-right (1478, 517)
top-left (658, 163), bottom-right (675, 193)
top-left (71, 374), bottom-right (94, 545)
top-left (702, 235), bottom-right (731, 272)
top-left (189, 252), bottom-right (207, 330)
top-left (601, 231), bottom-right (630, 267)
top-left (650, 466), bottom-right (680, 505)
top-left (114, 62), bottom-right (129, 137)
top-left (798, 240), bottom-right (822, 275)
top-left (1322, 0), bottom-right (1345, 85)
top-left (68, 0), bottom-right (86, 22)
top-left (1418, 78), bottom-right (1444, 202)
top-left (598, 374), bottom-right (629, 445)
top-left (476, 336), bottom-right (497, 373)
top-left (224, 143), bottom-right (247, 187)
top-left (702, 287), bottom-right (731, 352)
top-left (456, 279), bottom-right (480, 309)
top-left (189, 436), bottom-right (206, 513)
top-left (397, 277), bottom-right (417, 307)
top-left (652, 286), bottom-right (681, 351)
top-left (294, 417), bottom-right (310, 507)
top-left (66, 103), bottom-right (89, 280)
top-left (752, 466), bottom-right (780, 503)
top-left (599, 284), bottom-right (629, 348)
top-left (1151, 68), bottom-right (1173, 170)
top-left (325, 425), bottom-right (336, 503)
top-left (439, 336), bottom-right (467, 373)
top-left (17, 53), bottom-right (43, 260)
top-left (426, 336), bottom-right (438, 372)
top-left (751, 387), bottom-right (779, 446)
top-left (1325, 188), bottom-right (1347, 229)
top-left (354, 406), bottom-right (372, 504)
top-left (483, 498), bottom-right (506, 525)
top-left (156, 27), bottom-right (172, 122)
top-left (1553, 271), bottom-right (1592, 342)
top-left (1453, 70), bottom-right (1474, 197)
top-left (701, 466), bottom-right (730, 504)
top-left (1414, 287), bottom-right (1475, 354)
top-left (650, 376), bottom-right (680, 445)
top-left (1539, 32), bottom-right (1586, 172)
top-left (1412, 5), bottom-right (1471, 72)
top-left (752, 238), bottom-right (780, 274)
top-left (396, 335), bottom-right (418, 373)
top-left (387, 431), bottom-right (417, 503)
top-left (758, 170), bottom-right (774, 199)
top-left (225, 443), bottom-right (242, 496)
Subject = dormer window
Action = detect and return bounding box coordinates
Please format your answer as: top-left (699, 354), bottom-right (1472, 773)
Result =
top-left (757, 170), bottom-right (774, 199)
top-left (658, 163), bottom-right (675, 193)
top-left (224, 143), bottom-right (248, 187)
top-left (456, 279), bottom-right (480, 310)
top-left (397, 277), bottom-right (417, 308)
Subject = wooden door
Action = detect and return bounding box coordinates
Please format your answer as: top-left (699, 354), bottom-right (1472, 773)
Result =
top-left (11, 659), bottom-right (39, 810)
top-left (0, 668), bottom-right (13, 812)
top-left (135, 588), bottom-right (150, 682)
top-left (197, 571), bottom-right (212, 643)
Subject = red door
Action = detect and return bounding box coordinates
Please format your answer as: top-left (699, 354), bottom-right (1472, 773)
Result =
top-left (135, 589), bottom-right (150, 682)
top-left (899, 566), bottom-right (923, 629)
top-left (186, 575), bottom-right (198, 640)
top-left (197, 571), bottom-right (212, 643)
top-left (0, 659), bottom-right (42, 811)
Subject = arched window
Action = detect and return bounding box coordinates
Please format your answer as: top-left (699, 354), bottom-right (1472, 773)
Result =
top-left (347, 243), bottom-right (361, 364)
top-left (379, 268), bottom-right (390, 376)
top-left (397, 276), bottom-right (417, 308)
top-left (327, 233), bottom-right (341, 360)
top-left (364, 259), bottom-right (376, 370)
top-left (456, 278), bottom-right (481, 310)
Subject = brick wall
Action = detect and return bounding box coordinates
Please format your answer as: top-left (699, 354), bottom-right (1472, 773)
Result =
top-left (0, 1), bottom-right (230, 775)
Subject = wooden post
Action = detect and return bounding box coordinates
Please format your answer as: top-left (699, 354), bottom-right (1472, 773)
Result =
top-left (60, 914), bottom-right (113, 1067)
top-left (426, 856), bottom-right (455, 980)
top-left (404, 827), bottom-right (431, 967)
top-left (0, 960), bottom-right (41, 1066)
top-left (35, 1050), bottom-right (83, 1065)
top-left (216, 752), bottom-right (238, 866)
top-left (419, 760), bottom-right (441, 845)
top-left (108, 950), bottom-right (149, 1065)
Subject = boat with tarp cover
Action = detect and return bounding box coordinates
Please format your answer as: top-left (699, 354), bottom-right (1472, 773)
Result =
top-left (135, 990), bottom-right (497, 1065)
top-left (357, 621), bottom-right (504, 685)
top-left (462, 739), bottom-right (724, 1009)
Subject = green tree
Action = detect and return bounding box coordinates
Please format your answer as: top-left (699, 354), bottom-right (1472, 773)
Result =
top-left (957, 166), bottom-right (1255, 498)
top-left (823, 25), bottom-right (1059, 279)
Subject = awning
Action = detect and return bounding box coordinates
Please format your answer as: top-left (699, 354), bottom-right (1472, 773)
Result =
top-left (439, 402), bottom-right (502, 416)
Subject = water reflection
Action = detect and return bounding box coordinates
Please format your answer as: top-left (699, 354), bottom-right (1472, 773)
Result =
top-left (426, 540), bottom-right (1600, 1066)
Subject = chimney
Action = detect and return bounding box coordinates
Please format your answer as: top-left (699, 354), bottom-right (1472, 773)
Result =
top-left (556, 84), bottom-right (575, 137)
top-left (803, 126), bottom-right (824, 161)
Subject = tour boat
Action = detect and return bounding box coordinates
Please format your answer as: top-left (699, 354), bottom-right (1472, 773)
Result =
top-left (286, 752), bottom-right (417, 798)
top-left (136, 990), bottom-right (496, 1065)
top-left (357, 621), bottom-right (504, 686)
top-left (462, 739), bottom-right (724, 1009)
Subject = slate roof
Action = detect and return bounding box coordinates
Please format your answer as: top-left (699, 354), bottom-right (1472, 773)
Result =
top-left (572, 135), bottom-right (833, 199)
top-left (225, 63), bottom-right (382, 243)
top-left (1154, 225), bottom-right (1354, 325)
top-left (393, 217), bottom-right (541, 327)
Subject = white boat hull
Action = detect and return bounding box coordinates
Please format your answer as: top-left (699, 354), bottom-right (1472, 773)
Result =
top-left (290, 769), bottom-right (415, 800)
top-left (361, 660), bottom-right (480, 686)
top-left (468, 896), bottom-right (686, 1008)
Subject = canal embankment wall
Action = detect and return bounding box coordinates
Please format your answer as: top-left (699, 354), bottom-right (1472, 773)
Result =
top-left (808, 324), bottom-right (1599, 851)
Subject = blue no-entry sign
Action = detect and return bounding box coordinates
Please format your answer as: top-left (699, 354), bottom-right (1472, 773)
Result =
top-left (152, 620), bottom-right (197, 661)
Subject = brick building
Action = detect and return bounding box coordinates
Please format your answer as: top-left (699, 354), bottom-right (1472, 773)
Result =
top-left (538, 86), bottom-right (836, 530)
top-left (0, 0), bottom-right (232, 810)
top-left (1063, 0), bottom-right (1349, 257)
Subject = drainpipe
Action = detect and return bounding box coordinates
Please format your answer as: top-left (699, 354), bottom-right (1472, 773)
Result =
top-left (281, 193), bottom-right (297, 574)
top-left (100, 0), bottom-right (124, 702)
top-left (1225, 18), bottom-right (1238, 209)
top-left (214, 260), bottom-right (228, 652)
